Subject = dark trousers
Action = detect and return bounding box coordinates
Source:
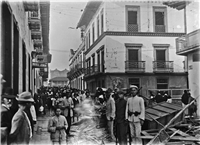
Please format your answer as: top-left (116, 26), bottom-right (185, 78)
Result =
top-left (66, 116), bottom-right (71, 135)
top-left (116, 122), bottom-right (127, 145)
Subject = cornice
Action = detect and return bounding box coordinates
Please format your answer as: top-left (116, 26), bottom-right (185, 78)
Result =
top-left (84, 31), bottom-right (185, 55)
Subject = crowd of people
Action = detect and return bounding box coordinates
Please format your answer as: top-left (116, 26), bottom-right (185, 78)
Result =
top-left (0, 75), bottom-right (197, 145)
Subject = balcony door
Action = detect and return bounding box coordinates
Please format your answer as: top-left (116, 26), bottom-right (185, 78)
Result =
top-left (126, 6), bottom-right (140, 32)
top-left (128, 49), bottom-right (139, 68)
top-left (156, 50), bottom-right (166, 68)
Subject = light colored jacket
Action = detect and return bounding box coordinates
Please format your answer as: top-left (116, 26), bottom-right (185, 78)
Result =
top-left (125, 95), bottom-right (145, 122)
top-left (106, 96), bottom-right (115, 120)
top-left (48, 115), bottom-right (68, 142)
top-left (62, 98), bottom-right (70, 117)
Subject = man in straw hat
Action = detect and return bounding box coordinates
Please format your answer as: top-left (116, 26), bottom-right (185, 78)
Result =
top-left (9, 92), bottom-right (34, 145)
top-left (125, 85), bottom-right (145, 145)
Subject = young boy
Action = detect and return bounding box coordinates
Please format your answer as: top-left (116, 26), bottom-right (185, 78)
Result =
top-left (48, 107), bottom-right (68, 145)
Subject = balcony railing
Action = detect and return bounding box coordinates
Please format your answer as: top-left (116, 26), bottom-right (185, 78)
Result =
top-left (155, 25), bottom-right (165, 33)
top-left (85, 64), bottom-right (104, 77)
top-left (153, 61), bottom-right (174, 72)
top-left (125, 61), bottom-right (145, 72)
top-left (127, 24), bottom-right (138, 32)
top-left (176, 29), bottom-right (200, 55)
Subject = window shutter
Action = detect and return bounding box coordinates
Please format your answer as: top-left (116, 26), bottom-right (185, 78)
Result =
top-left (155, 12), bottom-right (164, 25)
top-left (128, 11), bottom-right (137, 24)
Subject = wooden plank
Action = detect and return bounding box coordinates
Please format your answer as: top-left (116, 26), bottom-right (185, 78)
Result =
top-left (160, 103), bottom-right (182, 110)
top-left (141, 136), bottom-right (200, 142)
top-left (141, 131), bottom-right (151, 136)
top-left (154, 105), bottom-right (175, 113)
top-left (168, 128), bottom-right (190, 137)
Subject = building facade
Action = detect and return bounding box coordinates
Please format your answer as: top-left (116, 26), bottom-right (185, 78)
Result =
top-left (49, 69), bottom-right (69, 87)
top-left (0, 1), bottom-right (51, 94)
top-left (168, 1), bottom-right (200, 116)
top-left (74, 1), bottom-right (190, 98)
top-left (67, 41), bottom-right (86, 90)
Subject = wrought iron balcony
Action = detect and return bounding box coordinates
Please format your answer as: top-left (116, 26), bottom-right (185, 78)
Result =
top-left (155, 25), bottom-right (165, 33)
top-left (153, 61), bottom-right (174, 72)
top-left (125, 61), bottom-right (145, 72)
top-left (127, 24), bottom-right (138, 32)
top-left (84, 64), bottom-right (104, 77)
top-left (176, 29), bottom-right (200, 56)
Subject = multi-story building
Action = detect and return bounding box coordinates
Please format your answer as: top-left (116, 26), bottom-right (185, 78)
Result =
top-left (67, 41), bottom-right (86, 90)
top-left (166, 1), bottom-right (200, 116)
top-left (49, 69), bottom-right (69, 87)
top-left (75, 1), bottom-right (190, 98)
top-left (0, 1), bottom-right (51, 94)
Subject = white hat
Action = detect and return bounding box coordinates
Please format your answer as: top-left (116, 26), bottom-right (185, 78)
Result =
top-left (17, 92), bottom-right (34, 102)
top-left (130, 85), bottom-right (138, 89)
top-left (99, 95), bottom-right (104, 99)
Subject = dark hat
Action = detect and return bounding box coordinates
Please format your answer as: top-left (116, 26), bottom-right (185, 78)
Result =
top-left (2, 94), bottom-right (16, 99)
top-left (16, 92), bottom-right (34, 102)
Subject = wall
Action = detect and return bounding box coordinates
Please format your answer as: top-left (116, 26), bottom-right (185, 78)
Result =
top-left (105, 1), bottom-right (185, 33)
top-left (104, 35), bottom-right (185, 73)
top-left (186, 2), bottom-right (200, 34)
top-left (9, 2), bottom-right (34, 53)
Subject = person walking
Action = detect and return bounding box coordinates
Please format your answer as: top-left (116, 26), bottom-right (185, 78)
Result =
top-left (9, 92), bottom-right (34, 145)
top-left (105, 88), bottom-right (116, 141)
top-left (61, 95), bottom-right (72, 136)
top-left (115, 91), bottom-right (127, 145)
top-left (125, 85), bottom-right (145, 145)
top-left (48, 107), bottom-right (68, 145)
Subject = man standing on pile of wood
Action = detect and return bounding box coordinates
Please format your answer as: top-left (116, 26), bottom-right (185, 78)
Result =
top-left (125, 85), bottom-right (145, 145)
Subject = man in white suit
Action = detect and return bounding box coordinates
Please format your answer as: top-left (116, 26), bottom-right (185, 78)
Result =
top-left (125, 85), bottom-right (145, 145)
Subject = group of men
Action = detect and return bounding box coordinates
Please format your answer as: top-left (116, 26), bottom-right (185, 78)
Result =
top-left (96, 85), bottom-right (145, 145)
top-left (1, 90), bottom-right (36, 145)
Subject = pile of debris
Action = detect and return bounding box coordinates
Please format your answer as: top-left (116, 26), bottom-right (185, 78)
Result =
top-left (142, 100), bottom-right (200, 145)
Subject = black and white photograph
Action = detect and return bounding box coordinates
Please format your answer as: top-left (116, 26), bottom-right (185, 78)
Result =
top-left (0, 0), bottom-right (200, 145)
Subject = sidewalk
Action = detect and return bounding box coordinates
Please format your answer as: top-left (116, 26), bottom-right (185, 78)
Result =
top-left (30, 113), bottom-right (52, 145)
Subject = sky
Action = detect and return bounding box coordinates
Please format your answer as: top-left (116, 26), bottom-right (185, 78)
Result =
top-left (49, 1), bottom-right (87, 71)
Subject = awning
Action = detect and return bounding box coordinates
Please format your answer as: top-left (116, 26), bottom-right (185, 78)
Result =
top-left (163, 1), bottom-right (191, 10)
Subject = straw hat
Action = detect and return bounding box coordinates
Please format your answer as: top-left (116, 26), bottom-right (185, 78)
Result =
top-left (16, 92), bottom-right (34, 102)
top-left (130, 85), bottom-right (138, 90)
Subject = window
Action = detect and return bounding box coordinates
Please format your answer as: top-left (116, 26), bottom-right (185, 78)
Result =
top-left (101, 49), bottom-right (105, 72)
top-left (85, 33), bottom-right (89, 50)
top-left (153, 7), bottom-right (167, 32)
top-left (101, 9), bottom-right (104, 34)
top-left (125, 43), bottom-right (142, 69)
top-left (157, 78), bottom-right (168, 89)
top-left (126, 6), bottom-right (140, 32)
top-left (129, 78), bottom-right (140, 88)
top-left (97, 16), bottom-right (99, 37)
top-left (97, 52), bottom-right (100, 72)
top-left (92, 23), bottom-right (95, 43)
top-left (88, 30), bottom-right (90, 47)
top-left (92, 54), bottom-right (95, 72)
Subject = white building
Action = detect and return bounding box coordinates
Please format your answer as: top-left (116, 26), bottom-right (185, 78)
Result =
top-left (68, 41), bottom-right (86, 90)
top-left (166, 1), bottom-right (200, 116)
top-left (75, 1), bottom-right (189, 98)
